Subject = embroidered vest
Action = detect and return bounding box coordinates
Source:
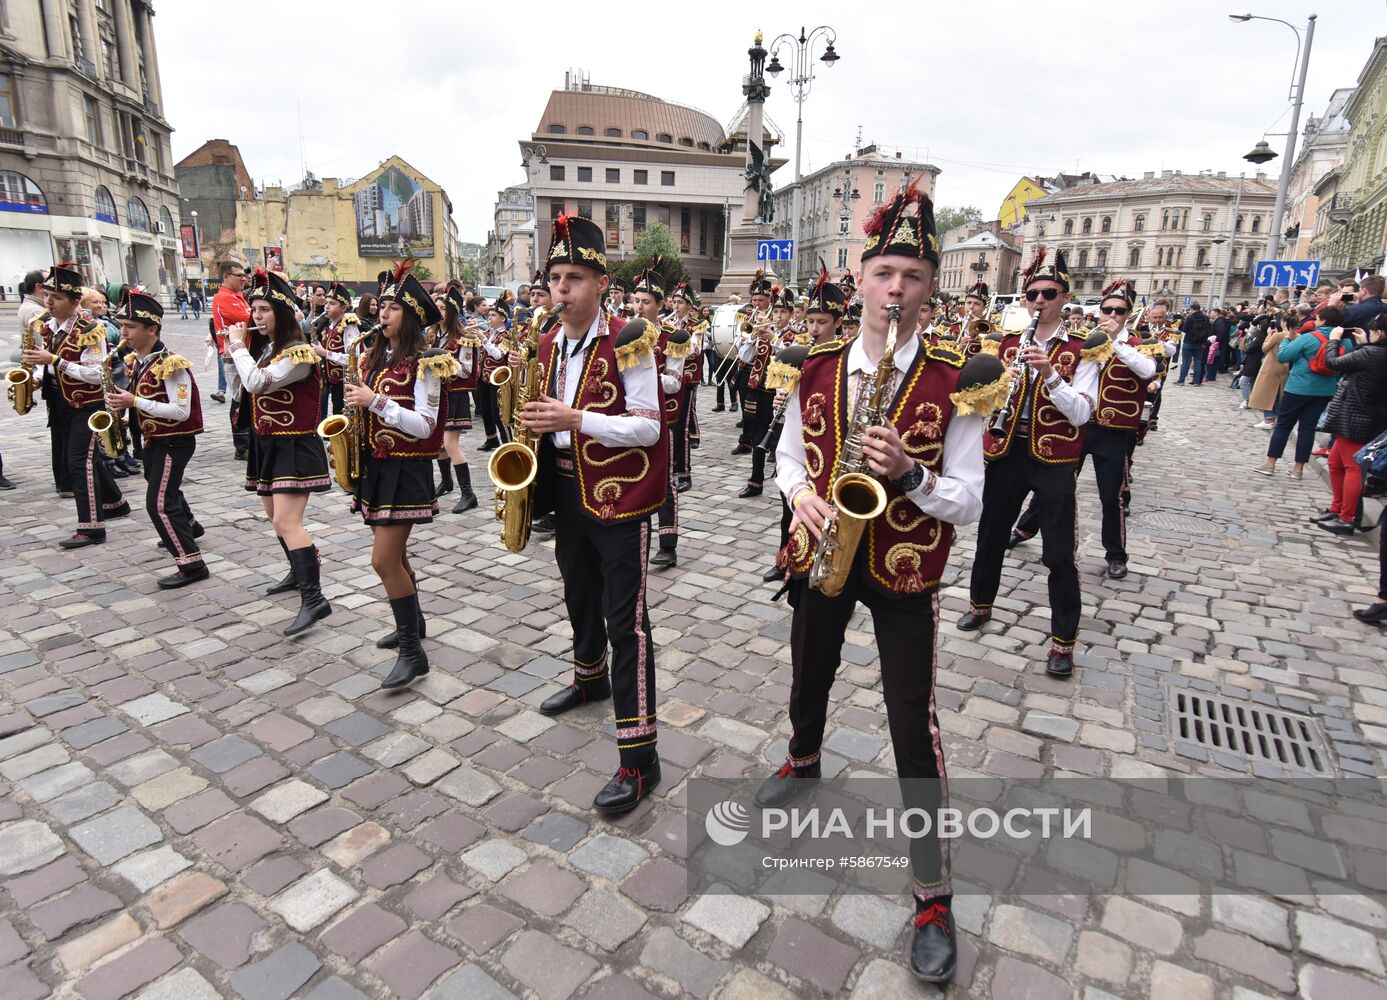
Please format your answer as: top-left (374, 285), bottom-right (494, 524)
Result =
top-left (538, 323), bottom-right (668, 523)
top-left (655, 323), bottom-right (685, 425)
top-left (681, 320), bottom-right (707, 385)
top-left (437, 329), bottom-right (481, 393)
top-left (780, 340), bottom-right (965, 594)
top-left (1095, 340), bottom-right (1157, 432)
top-left (251, 345), bottom-right (322, 436)
top-left (984, 332), bottom-right (1086, 464)
top-left (320, 319), bottom-right (352, 383)
top-left (746, 335), bottom-right (775, 391)
top-left (52, 320), bottom-right (106, 409)
top-left (362, 355), bottom-right (444, 459)
top-left (135, 351), bottom-right (203, 439)
top-left (479, 330), bottom-right (508, 380)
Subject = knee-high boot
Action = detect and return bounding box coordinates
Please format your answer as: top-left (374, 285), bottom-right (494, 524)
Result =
top-left (284, 545), bottom-right (332, 636)
top-left (380, 593), bottom-right (429, 689)
top-left (436, 459), bottom-right (453, 497)
top-left (266, 535), bottom-right (298, 594)
top-left (377, 572), bottom-right (426, 649)
top-left (452, 463), bottom-right (477, 513)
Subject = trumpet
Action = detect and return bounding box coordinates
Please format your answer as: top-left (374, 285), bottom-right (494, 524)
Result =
top-left (956, 317), bottom-right (993, 353)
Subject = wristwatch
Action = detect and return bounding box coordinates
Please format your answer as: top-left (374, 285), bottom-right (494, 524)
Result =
top-left (894, 462), bottom-right (925, 493)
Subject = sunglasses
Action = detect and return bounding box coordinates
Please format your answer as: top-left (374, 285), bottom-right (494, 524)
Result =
top-left (1024, 288), bottom-right (1060, 302)
top-left (1099, 305), bottom-right (1130, 316)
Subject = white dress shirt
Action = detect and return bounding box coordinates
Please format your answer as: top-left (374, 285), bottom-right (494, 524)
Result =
top-left (482, 328), bottom-right (509, 360)
top-left (1024, 325), bottom-right (1099, 427)
top-left (229, 340), bottom-right (315, 394)
top-left (367, 355), bottom-right (441, 440)
top-left (551, 312), bottom-right (661, 450)
top-left (321, 321), bottom-right (360, 368)
top-left (1112, 329), bottom-right (1157, 380)
top-left (776, 334), bottom-right (986, 526)
top-left (131, 352), bottom-right (193, 422)
top-left (49, 315), bottom-right (106, 383)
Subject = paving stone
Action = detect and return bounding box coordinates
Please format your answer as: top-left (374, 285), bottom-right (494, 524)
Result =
top-left (146, 871), bottom-right (229, 928)
top-left (403, 873), bottom-right (476, 921)
top-left (1150, 960), bottom-right (1215, 1000)
top-left (242, 856), bottom-right (309, 895)
top-left (107, 749), bottom-right (178, 787)
top-left (1, 742), bottom-right (70, 780)
top-left (288, 806), bottom-right (362, 847)
top-left (118, 693), bottom-right (189, 726)
top-left (428, 964), bottom-right (519, 1000)
top-left (435, 766), bottom-right (502, 807)
top-left (75, 936), bottom-right (182, 1000)
top-left (31, 884), bottom-right (123, 939)
top-left (269, 869), bottom-right (358, 931)
top-left (367, 930), bottom-right (460, 1000)
top-left (308, 753), bottom-right (374, 789)
top-left (112, 846), bottom-right (193, 892)
top-left (1211, 894), bottom-right (1291, 949)
top-left (0, 917), bottom-right (29, 964)
top-left (325, 712), bottom-right (392, 747)
top-left (721, 969), bottom-right (799, 1000)
top-left (228, 942), bottom-right (322, 1000)
top-left (190, 735), bottom-right (262, 774)
top-left (301, 978), bottom-right (371, 1000)
top-left (638, 926), bottom-right (730, 1000)
top-left (499, 860), bottom-right (585, 917)
top-left (460, 839), bottom-right (528, 881)
top-left (502, 929), bottom-right (599, 1000)
top-left (2, 962), bottom-right (49, 1000)
top-left (583, 974), bottom-right (663, 1000)
top-left (1073, 930), bottom-right (1133, 984)
top-left (163, 788), bottom-right (237, 834)
top-left (1298, 964), bottom-right (1387, 1000)
top-left (562, 889), bottom-right (648, 951)
top-left (47, 781), bottom-right (122, 823)
top-left (684, 890), bottom-right (772, 948)
top-left (4, 855), bottom-right (88, 906)
top-left (521, 812), bottom-right (589, 852)
top-left (363, 732), bottom-right (431, 767)
top-left (401, 747), bottom-right (459, 786)
top-left (447, 903), bottom-right (525, 954)
top-left (1295, 911), bottom-right (1386, 975)
top-left (322, 822), bottom-right (390, 868)
top-left (494, 710), bottom-right (555, 743)
top-left (620, 857), bottom-right (689, 912)
top-left (570, 832), bottom-right (650, 882)
top-left (132, 767), bottom-right (208, 810)
top-left (193, 812), bottom-right (284, 871)
top-left (20, 760), bottom-right (94, 802)
top-left (249, 779), bottom-right (330, 823)
top-left (1100, 896), bottom-right (1183, 955)
top-left (0, 818), bottom-right (65, 875)
top-left (176, 901), bottom-right (266, 968)
top-left (1192, 929), bottom-right (1294, 993)
top-left (986, 902), bottom-right (1075, 964)
top-left (136, 967), bottom-right (221, 1000)
top-left (69, 806), bottom-right (163, 865)
top-left (359, 843), bottom-right (433, 889)
top-left (988, 955), bottom-right (1072, 1000)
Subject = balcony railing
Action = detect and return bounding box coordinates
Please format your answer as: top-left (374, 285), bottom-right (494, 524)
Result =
top-left (0, 127), bottom-right (22, 148)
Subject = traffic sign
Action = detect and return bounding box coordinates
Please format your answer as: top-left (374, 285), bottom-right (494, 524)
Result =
top-left (1183, 296), bottom-right (1192, 307)
top-left (1253, 259), bottom-right (1320, 288)
top-left (757, 239), bottom-right (795, 262)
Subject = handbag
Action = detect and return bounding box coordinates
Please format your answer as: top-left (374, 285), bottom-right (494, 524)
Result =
top-left (1355, 429), bottom-right (1387, 498)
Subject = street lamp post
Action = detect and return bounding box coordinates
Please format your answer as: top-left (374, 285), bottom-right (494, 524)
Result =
top-left (1215, 172), bottom-right (1246, 307)
top-left (830, 162), bottom-right (860, 274)
top-left (765, 25), bottom-right (840, 287)
top-left (1230, 12), bottom-right (1317, 261)
top-left (189, 208), bottom-right (205, 301)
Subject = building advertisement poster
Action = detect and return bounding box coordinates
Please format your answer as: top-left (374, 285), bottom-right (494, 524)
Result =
top-left (264, 245), bottom-right (284, 272)
top-left (180, 224), bottom-right (198, 260)
top-left (354, 166), bottom-right (435, 258)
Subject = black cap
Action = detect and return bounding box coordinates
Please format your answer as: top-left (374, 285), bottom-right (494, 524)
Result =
top-left (248, 268), bottom-right (301, 311)
top-left (806, 263), bottom-right (845, 317)
top-left (631, 255), bottom-right (666, 299)
top-left (380, 259), bottom-right (442, 327)
top-left (42, 262), bottom-right (84, 297)
top-left (671, 279), bottom-right (700, 305)
top-left (749, 268), bottom-right (774, 297)
top-left (546, 213), bottom-right (608, 273)
top-left (1021, 245), bottom-right (1070, 292)
top-left (861, 177), bottom-right (939, 266)
top-left (114, 287), bottom-right (163, 327)
top-left (964, 281), bottom-right (990, 303)
top-left (327, 281), bottom-right (352, 307)
top-left (1100, 277), bottom-right (1136, 306)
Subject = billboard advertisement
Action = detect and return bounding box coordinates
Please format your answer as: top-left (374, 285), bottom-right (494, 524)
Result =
top-left (180, 225), bottom-right (199, 260)
top-left (354, 166), bottom-right (435, 258)
top-left (264, 245), bottom-right (284, 272)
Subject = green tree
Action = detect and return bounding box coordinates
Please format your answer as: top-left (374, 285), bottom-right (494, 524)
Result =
top-left (410, 262), bottom-right (432, 282)
top-left (934, 205), bottom-right (983, 236)
top-left (461, 260), bottom-right (480, 287)
top-left (612, 222), bottom-right (687, 289)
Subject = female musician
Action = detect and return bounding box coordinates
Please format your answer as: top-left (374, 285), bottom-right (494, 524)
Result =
top-left (344, 261), bottom-right (458, 689)
top-left (476, 299), bottom-right (511, 451)
top-left (226, 269), bottom-right (333, 636)
top-left (431, 284), bottom-right (479, 513)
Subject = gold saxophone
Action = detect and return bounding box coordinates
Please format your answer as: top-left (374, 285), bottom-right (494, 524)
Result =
top-left (808, 304), bottom-right (901, 597)
top-left (317, 324), bottom-right (377, 494)
top-left (6, 309), bottom-right (48, 415)
top-left (88, 339), bottom-right (129, 460)
top-left (489, 303), bottom-right (562, 553)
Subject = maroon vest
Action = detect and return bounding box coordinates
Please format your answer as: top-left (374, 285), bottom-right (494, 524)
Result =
top-left (681, 319), bottom-right (707, 385)
top-left (984, 331), bottom-right (1086, 464)
top-left (655, 323), bottom-right (685, 425)
top-left (365, 355), bottom-right (444, 459)
top-left (251, 345), bottom-right (322, 437)
top-left (479, 329), bottom-right (508, 380)
top-left (780, 339), bottom-right (965, 594)
top-left (538, 320), bottom-right (668, 523)
top-left (746, 334), bottom-right (775, 391)
top-left (320, 318), bottom-right (352, 384)
top-left (135, 351), bottom-right (204, 440)
top-left (1095, 340), bottom-right (1158, 431)
top-left (52, 320), bottom-right (106, 409)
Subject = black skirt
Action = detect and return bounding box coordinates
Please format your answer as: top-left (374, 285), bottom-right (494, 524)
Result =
top-left (245, 434), bottom-right (332, 495)
top-left (445, 387), bottom-right (473, 430)
top-left (353, 457), bottom-right (438, 524)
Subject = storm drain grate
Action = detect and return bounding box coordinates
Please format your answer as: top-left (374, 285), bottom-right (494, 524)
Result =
top-left (1168, 690), bottom-right (1335, 776)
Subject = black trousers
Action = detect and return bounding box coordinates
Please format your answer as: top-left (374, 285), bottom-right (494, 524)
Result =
top-left (320, 380), bottom-right (344, 419)
top-left (747, 388), bottom-right (775, 487)
top-left (476, 381), bottom-right (509, 443)
top-left (1016, 424), bottom-right (1135, 564)
top-left (231, 388), bottom-right (251, 455)
top-left (687, 386), bottom-right (700, 448)
top-left (670, 391), bottom-right (692, 480)
top-left (656, 427), bottom-right (679, 552)
top-left (143, 437), bottom-right (203, 571)
top-left (553, 473), bottom-right (658, 768)
top-left (787, 574), bottom-right (950, 901)
top-left (969, 444), bottom-right (1082, 651)
top-left (62, 404), bottom-right (127, 537)
top-left (48, 397), bottom-right (70, 492)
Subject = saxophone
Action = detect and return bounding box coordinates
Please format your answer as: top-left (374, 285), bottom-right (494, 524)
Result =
top-left (6, 309), bottom-right (48, 415)
top-left (488, 303), bottom-right (562, 552)
top-left (808, 304), bottom-right (900, 597)
top-left (88, 342), bottom-right (129, 460)
top-left (317, 323), bottom-right (377, 494)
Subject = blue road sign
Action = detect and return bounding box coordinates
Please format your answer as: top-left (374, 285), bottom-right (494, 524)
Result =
top-left (757, 239), bottom-right (795, 262)
top-left (1253, 260), bottom-right (1320, 288)
top-left (1184, 296), bottom-right (1193, 307)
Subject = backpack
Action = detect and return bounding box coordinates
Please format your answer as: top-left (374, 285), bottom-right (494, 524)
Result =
top-left (1306, 330), bottom-right (1334, 376)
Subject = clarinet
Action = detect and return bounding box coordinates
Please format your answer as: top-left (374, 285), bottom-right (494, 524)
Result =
top-left (987, 308), bottom-right (1042, 439)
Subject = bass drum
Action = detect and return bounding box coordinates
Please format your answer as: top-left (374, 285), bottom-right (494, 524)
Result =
top-left (710, 302), bottom-right (744, 356)
top-left (1000, 303), bottom-right (1032, 333)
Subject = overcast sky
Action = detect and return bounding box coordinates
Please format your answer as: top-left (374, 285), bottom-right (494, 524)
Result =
top-left (157, 0), bottom-right (1377, 245)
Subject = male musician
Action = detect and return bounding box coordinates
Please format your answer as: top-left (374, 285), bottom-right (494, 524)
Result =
top-left (962, 281), bottom-right (990, 322)
top-left (756, 181), bottom-right (1005, 983)
top-left (669, 281), bottom-right (705, 492)
top-left (729, 272), bottom-right (774, 440)
top-left (21, 263), bottom-right (130, 548)
top-left (521, 214), bottom-right (665, 814)
top-left (529, 270), bottom-right (553, 313)
top-left (477, 299), bottom-right (513, 451)
top-left (213, 259), bottom-right (253, 460)
top-left (842, 304), bottom-right (862, 339)
top-left (631, 261), bottom-right (683, 569)
top-left (313, 282), bottom-right (359, 418)
top-left (959, 247), bottom-right (1100, 677)
top-left (738, 286), bottom-right (791, 497)
top-left (1138, 298), bottom-right (1179, 435)
top-left (103, 290), bottom-right (209, 588)
top-left (917, 296), bottom-right (940, 339)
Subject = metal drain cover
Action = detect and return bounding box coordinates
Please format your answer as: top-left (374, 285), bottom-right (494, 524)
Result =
top-left (1168, 690), bottom-right (1336, 776)
top-left (1136, 511), bottom-right (1225, 535)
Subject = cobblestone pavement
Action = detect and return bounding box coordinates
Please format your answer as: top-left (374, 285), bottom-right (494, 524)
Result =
top-left (0, 316), bottom-right (1384, 999)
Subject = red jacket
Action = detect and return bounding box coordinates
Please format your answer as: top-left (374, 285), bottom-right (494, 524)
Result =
top-left (211, 287), bottom-right (250, 352)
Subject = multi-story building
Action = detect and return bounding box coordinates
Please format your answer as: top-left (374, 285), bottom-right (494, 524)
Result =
top-left (1020, 170), bottom-right (1278, 305)
top-left (519, 78), bottom-right (769, 293)
top-left (997, 172), bottom-right (1122, 233)
top-left (0, 0), bottom-right (181, 301)
top-left (173, 139), bottom-right (254, 290)
top-left (937, 226), bottom-right (1022, 298)
top-left (1281, 89), bottom-right (1353, 261)
top-left (1311, 37), bottom-right (1387, 277)
top-left (484, 184), bottom-right (534, 284)
top-left (769, 144), bottom-right (939, 286)
top-left (235, 156), bottom-right (460, 290)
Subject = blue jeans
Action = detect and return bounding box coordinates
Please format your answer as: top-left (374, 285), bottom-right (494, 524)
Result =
top-left (1178, 347), bottom-right (1205, 384)
top-left (1267, 392), bottom-right (1330, 464)
top-left (217, 356), bottom-right (228, 394)
top-left (179, 302), bottom-right (189, 319)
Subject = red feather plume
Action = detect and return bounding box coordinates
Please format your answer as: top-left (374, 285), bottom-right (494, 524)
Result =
top-left (754, 267), bottom-right (764, 282)
top-left (1100, 278), bottom-right (1128, 298)
top-left (251, 267), bottom-right (269, 288)
top-left (771, 283), bottom-right (781, 297)
top-left (811, 257), bottom-right (829, 295)
top-left (555, 212), bottom-right (572, 242)
top-left (388, 257), bottom-right (414, 285)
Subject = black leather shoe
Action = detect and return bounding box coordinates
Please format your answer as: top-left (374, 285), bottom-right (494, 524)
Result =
top-left (158, 564), bottom-right (209, 589)
top-left (0, 476), bottom-right (14, 490)
top-left (1046, 650), bottom-right (1074, 677)
top-left (956, 610), bottom-right (990, 632)
top-left (266, 536), bottom-right (298, 594)
top-left (380, 593), bottom-right (429, 689)
top-left (712, 405), bottom-right (726, 412)
top-left (480, 437), bottom-right (500, 452)
top-left (1310, 510), bottom-right (1339, 524)
top-left (754, 759), bottom-right (821, 807)
top-left (452, 489), bottom-right (478, 513)
top-left (531, 513), bottom-right (557, 536)
top-left (540, 680), bottom-right (611, 716)
top-left (593, 761), bottom-right (661, 815)
top-left (676, 477), bottom-right (692, 493)
top-left (1318, 519), bottom-right (1355, 535)
top-left (735, 419), bottom-right (745, 429)
top-left (210, 392), bottom-right (226, 403)
top-left (110, 464), bottom-right (129, 479)
top-left (909, 901), bottom-right (957, 984)
top-left (59, 533), bottom-right (103, 549)
top-left (649, 549), bottom-right (677, 570)
top-left (284, 546), bottom-right (332, 636)
top-left (106, 502), bottom-right (131, 519)
top-left (762, 564), bottom-right (783, 583)
top-left (1007, 529), bottom-right (1031, 549)
top-left (1352, 602), bottom-right (1387, 625)
top-left (192, 522), bottom-right (205, 538)
top-left (1106, 559), bottom-right (1128, 579)
top-left (738, 485), bottom-right (762, 499)
top-left (730, 444), bottom-right (751, 456)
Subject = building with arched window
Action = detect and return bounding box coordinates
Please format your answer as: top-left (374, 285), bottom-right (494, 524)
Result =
top-left (0, 1), bottom-right (180, 301)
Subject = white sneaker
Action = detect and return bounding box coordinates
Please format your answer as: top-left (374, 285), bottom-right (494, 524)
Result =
top-left (1253, 420), bottom-right (1274, 430)
top-left (1238, 401), bottom-right (1248, 410)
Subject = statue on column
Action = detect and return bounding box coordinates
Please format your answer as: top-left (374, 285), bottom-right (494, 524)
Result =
top-left (746, 140), bottom-right (775, 225)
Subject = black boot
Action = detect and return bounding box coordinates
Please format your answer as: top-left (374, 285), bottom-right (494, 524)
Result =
top-left (956, 609), bottom-right (990, 632)
top-left (436, 459), bottom-right (454, 497)
top-left (754, 758), bottom-right (821, 807)
top-left (452, 463), bottom-right (477, 513)
top-left (540, 677), bottom-right (612, 716)
top-left (381, 593), bottom-right (429, 689)
top-left (284, 546), bottom-right (332, 636)
top-left (909, 898), bottom-right (957, 983)
top-left (377, 573), bottom-right (424, 649)
top-left (593, 759), bottom-right (661, 815)
top-left (266, 536), bottom-right (298, 595)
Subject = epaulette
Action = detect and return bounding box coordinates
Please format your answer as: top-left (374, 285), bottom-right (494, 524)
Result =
top-left (150, 353), bottom-right (193, 381)
top-left (344, 313), bottom-right (359, 326)
top-left (691, 320), bottom-right (711, 335)
top-left (274, 343), bottom-right (319, 367)
top-left (459, 334), bottom-right (482, 348)
top-left (1081, 332), bottom-right (1114, 363)
top-left (924, 342), bottom-right (966, 368)
top-left (765, 343), bottom-right (810, 391)
top-left (950, 354), bottom-right (1010, 417)
top-left (418, 349), bottom-right (460, 381)
top-left (74, 326), bottom-right (104, 348)
top-left (979, 334), bottom-right (1004, 356)
top-left (807, 338), bottom-right (848, 358)
top-left (1137, 340), bottom-right (1166, 358)
top-left (614, 317), bottom-right (657, 371)
top-left (664, 328), bottom-right (693, 359)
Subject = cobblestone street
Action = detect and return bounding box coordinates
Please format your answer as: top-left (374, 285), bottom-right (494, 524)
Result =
top-left (0, 316), bottom-right (1384, 999)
